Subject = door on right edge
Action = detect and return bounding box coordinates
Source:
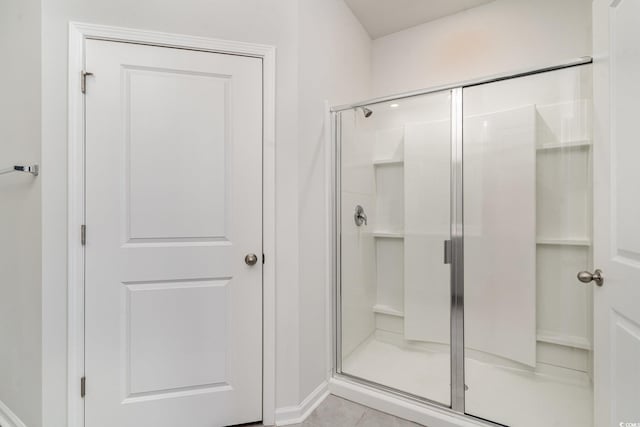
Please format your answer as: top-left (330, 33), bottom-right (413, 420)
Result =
top-left (593, 1), bottom-right (640, 426)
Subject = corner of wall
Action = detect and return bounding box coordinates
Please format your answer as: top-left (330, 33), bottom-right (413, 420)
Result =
top-left (295, 0), bottom-right (373, 409)
top-left (274, 380), bottom-right (329, 426)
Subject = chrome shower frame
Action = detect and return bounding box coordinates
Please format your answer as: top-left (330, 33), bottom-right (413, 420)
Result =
top-left (330, 56), bottom-right (593, 425)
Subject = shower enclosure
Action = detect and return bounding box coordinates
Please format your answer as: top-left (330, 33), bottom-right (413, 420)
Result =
top-left (332, 59), bottom-right (594, 426)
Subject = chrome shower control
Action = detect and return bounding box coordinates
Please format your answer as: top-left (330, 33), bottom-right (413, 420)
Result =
top-left (354, 205), bottom-right (367, 226)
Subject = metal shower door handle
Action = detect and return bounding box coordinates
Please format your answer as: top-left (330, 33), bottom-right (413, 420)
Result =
top-left (577, 269), bottom-right (604, 286)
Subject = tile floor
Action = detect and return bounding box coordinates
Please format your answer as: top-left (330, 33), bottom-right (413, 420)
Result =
top-left (245, 394), bottom-right (424, 427)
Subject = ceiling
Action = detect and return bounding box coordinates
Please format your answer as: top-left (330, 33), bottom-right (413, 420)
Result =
top-left (344, 0), bottom-right (495, 39)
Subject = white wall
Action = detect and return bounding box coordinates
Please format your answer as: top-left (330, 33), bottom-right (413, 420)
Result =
top-left (0, 1), bottom-right (42, 426)
top-left (371, 0), bottom-right (592, 96)
top-left (41, 1), bottom-right (301, 425)
top-left (297, 0), bottom-right (372, 399)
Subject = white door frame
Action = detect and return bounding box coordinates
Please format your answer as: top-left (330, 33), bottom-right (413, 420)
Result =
top-left (67, 22), bottom-right (277, 427)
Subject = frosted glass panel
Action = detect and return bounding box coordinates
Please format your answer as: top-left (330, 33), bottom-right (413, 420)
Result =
top-left (339, 91), bottom-right (451, 405)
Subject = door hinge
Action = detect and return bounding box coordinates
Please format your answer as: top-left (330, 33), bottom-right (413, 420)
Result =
top-left (444, 240), bottom-right (452, 265)
top-left (81, 71), bottom-right (94, 94)
top-left (81, 224), bottom-right (86, 246)
top-left (80, 376), bottom-right (86, 398)
top-left (262, 253), bottom-right (265, 264)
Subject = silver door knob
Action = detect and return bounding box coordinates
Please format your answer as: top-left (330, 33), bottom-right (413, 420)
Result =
top-left (245, 253), bottom-right (258, 266)
top-left (577, 269), bottom-right (604, 286)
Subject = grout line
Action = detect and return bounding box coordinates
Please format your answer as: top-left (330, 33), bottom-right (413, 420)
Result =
top-left (353, 409), bottom-right (368, 427)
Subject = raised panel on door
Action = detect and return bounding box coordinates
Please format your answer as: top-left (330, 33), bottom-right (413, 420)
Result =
top-left (84, 39), bottom-right (262, 427)
top-left (125, 66), bottom-right (231, 242)
top-left (125, 279), bottom-right (229, 397)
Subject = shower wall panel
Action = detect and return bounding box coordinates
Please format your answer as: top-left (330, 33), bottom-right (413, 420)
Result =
top-left (340, 111), bottom-right (377, 359)
top-left (404, 120), bottom-right (451, 345)
top-left (464, 106), bottom-right (537, 367)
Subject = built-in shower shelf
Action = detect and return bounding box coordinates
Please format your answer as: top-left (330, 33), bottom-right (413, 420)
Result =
top-left (372, 304), bottom-right (404, 317)
top-left (373, 158), bottom-right (404, 166)
top-left (372, 231), bottom-right (404, 239)
top-left (536, 238), bottom-right (591, 247)
top-left (536, 139), bottom-right (591, 151)
top-left (537, 330), bottom-right (592, 350)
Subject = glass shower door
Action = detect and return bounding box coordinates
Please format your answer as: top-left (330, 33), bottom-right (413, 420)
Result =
top-left (337, 90), bottom-right (452, 406)
top-left (462, 65), bottom-right (593, 426)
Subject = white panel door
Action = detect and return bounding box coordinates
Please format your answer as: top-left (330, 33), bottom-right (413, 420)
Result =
top-left (593, 1), bottom-right (640, 426)
top-left (84, 39), bottom-right (262, 427)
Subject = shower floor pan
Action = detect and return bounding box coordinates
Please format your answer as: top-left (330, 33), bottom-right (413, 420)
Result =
top-left (342, 335), bottom-right (592, 427)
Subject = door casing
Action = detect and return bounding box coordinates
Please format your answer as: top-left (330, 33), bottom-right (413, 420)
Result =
top-left (67, 22), bottom-right (277, 427)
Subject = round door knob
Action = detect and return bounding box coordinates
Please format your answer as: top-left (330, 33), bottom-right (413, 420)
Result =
top-left (577, 269), bottom-right (604, 286)
top-left (245, 253), bottom-right (258, 266)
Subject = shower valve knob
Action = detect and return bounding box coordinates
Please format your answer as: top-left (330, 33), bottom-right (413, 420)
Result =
top-left (354, 205), bottom-right (367, 226)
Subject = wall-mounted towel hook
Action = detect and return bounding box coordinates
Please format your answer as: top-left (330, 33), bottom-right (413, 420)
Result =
top-left (0, 164), bottom-right (39, 177)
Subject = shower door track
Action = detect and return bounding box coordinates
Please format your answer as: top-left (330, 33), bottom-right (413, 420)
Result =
top-left (330, 56), bottom-right (592, 112)
top-left (331, 56), bottom-right (593, 426)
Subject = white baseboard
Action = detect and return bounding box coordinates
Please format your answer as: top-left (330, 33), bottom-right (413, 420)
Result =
top-left (0, 400), bottom-right (26, 427)
top-left (274, 380), bottom-right (329, 426)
